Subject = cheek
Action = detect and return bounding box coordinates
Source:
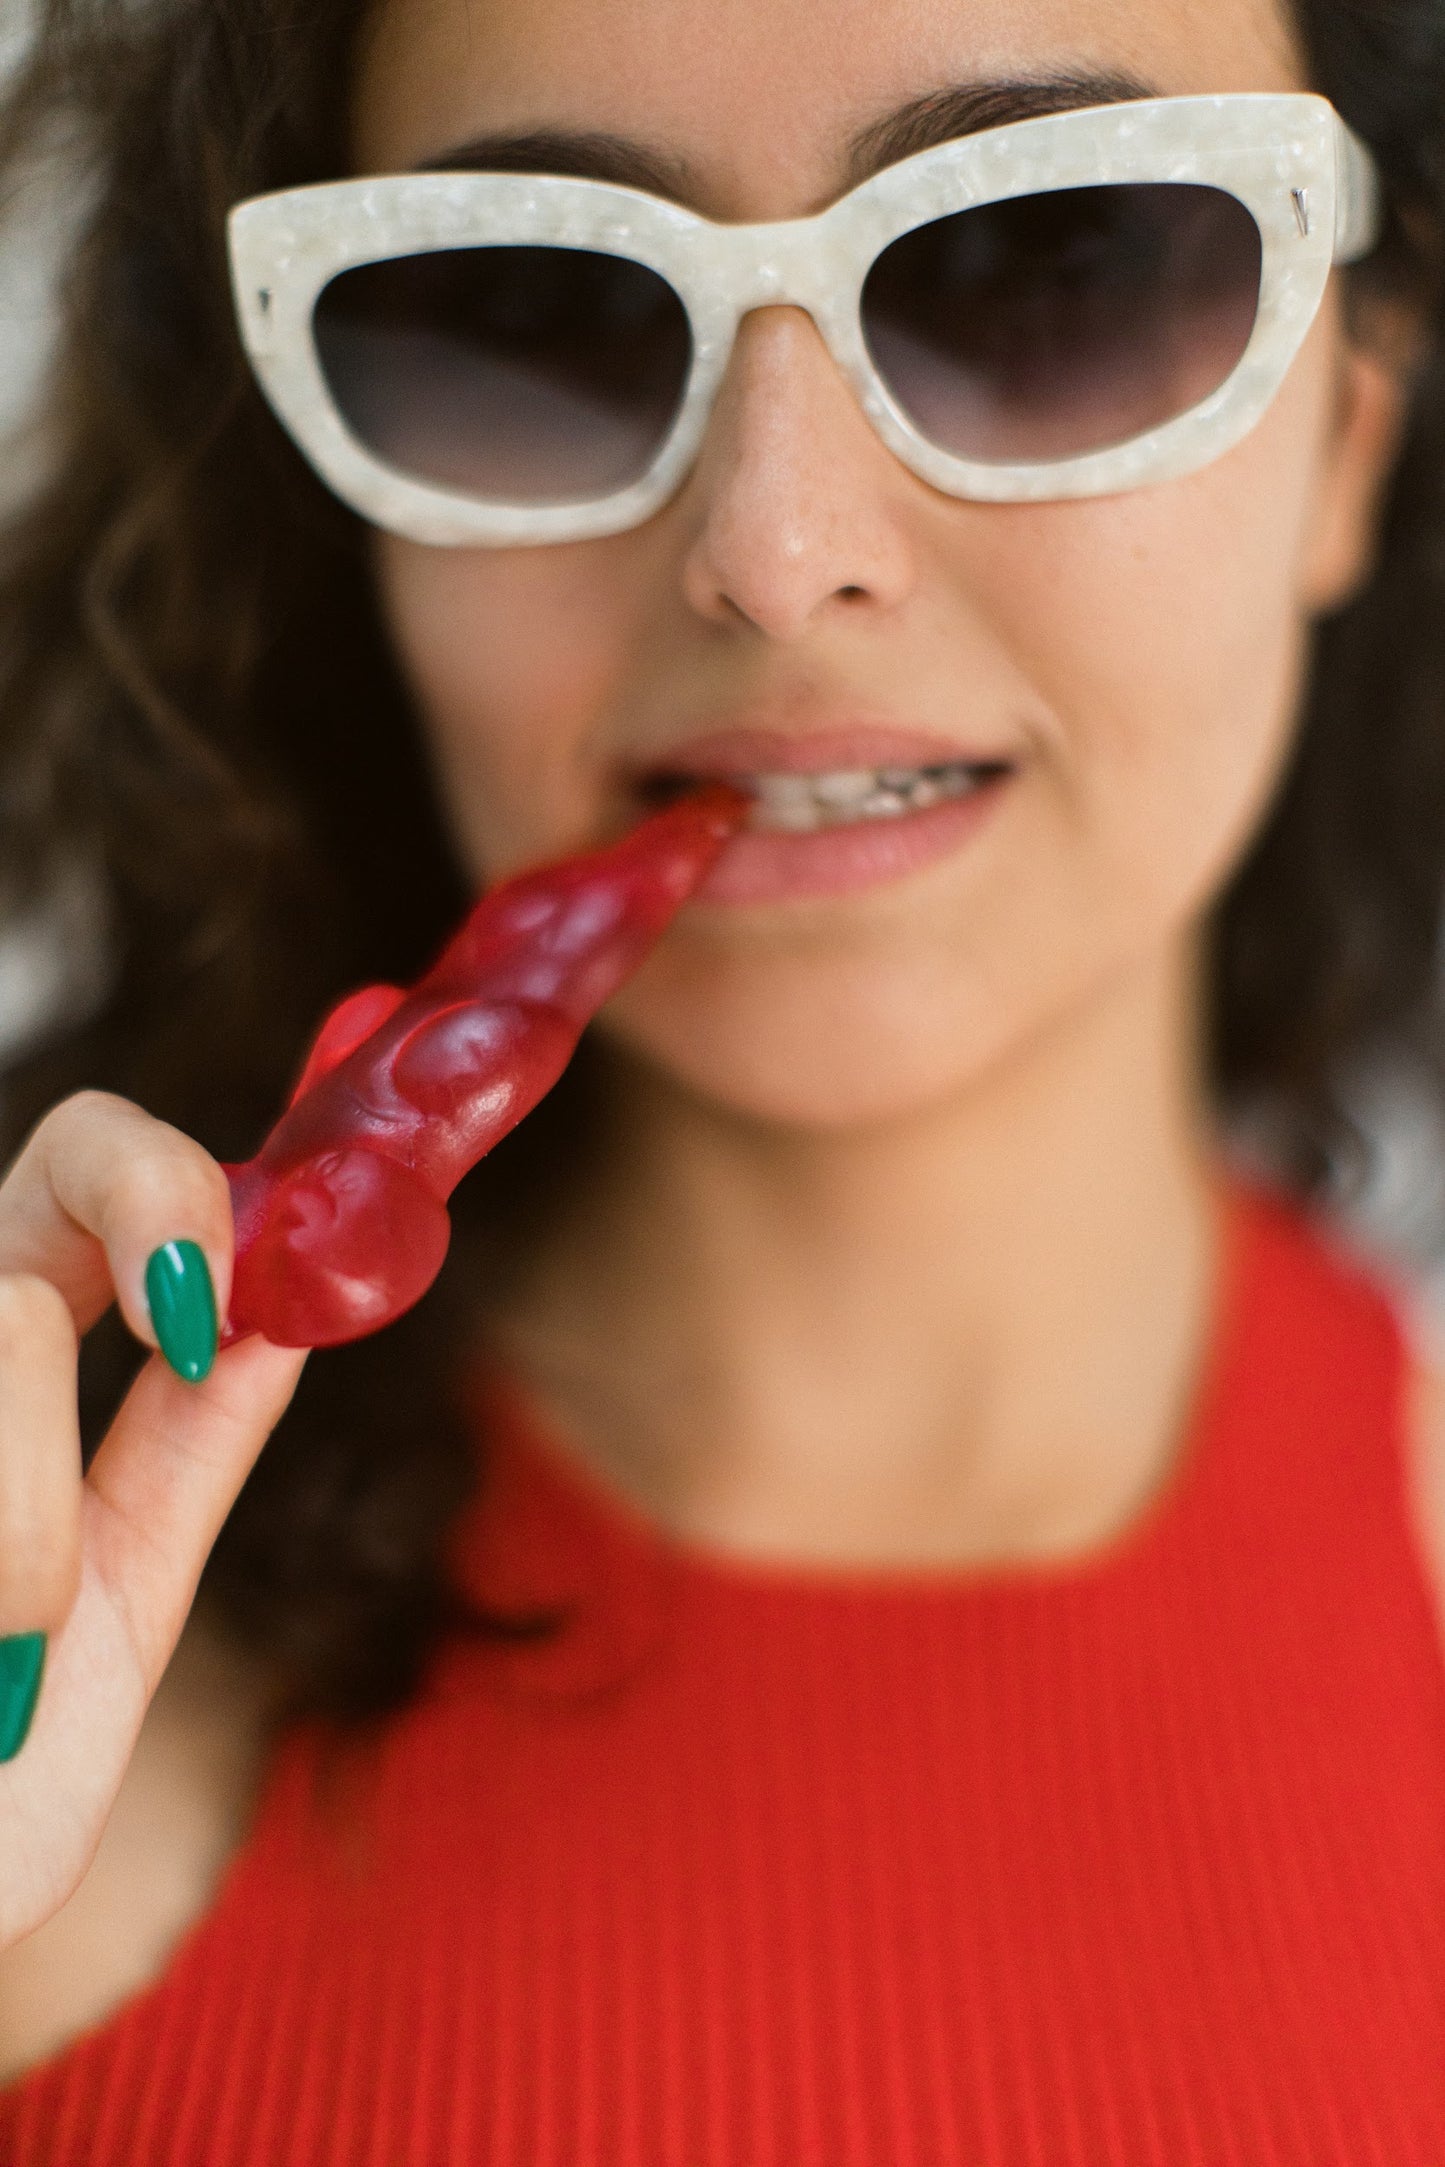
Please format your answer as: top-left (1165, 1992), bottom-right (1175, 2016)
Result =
top-left (999, 330), bottom-right (1336, 934)
top-left (370, 534), bottom-right (645, 875)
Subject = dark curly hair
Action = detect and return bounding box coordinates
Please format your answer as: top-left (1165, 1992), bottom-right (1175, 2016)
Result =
top-left (0, 0), bottom-right (1441, 1720)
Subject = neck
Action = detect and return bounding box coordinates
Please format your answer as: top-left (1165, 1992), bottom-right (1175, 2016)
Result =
top-left (492, 942), bottom-right (1227, 1567)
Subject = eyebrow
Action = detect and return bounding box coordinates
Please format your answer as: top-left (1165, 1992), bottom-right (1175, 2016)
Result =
top-left (421, 69), bottom-right (1161, 203)
top-left (845, 70), bottom-right (1158, 185)
top-left (421, 128), bottom-right (700, 199)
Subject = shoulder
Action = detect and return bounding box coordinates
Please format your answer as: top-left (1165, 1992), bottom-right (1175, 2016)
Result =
top-left (1244, 1184), bottom-right (1445, 1640)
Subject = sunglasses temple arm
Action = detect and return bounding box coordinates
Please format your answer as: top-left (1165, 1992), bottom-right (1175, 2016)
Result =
top-left (1334, 120), bottom-right (1383, 265)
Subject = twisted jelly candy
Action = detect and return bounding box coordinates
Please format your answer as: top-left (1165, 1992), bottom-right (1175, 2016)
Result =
top-left (223, 787), bottom-right (745, 1348)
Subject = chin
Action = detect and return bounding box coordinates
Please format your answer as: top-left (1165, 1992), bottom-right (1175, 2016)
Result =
top-left (597, 953), bottom-right (1014, 1136)
top-left (614, 1037), bottom-right (974, 1134)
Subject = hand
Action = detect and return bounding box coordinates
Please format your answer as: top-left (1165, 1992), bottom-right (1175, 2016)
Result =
top-left (0, 1092), bottom-right (305, 1950)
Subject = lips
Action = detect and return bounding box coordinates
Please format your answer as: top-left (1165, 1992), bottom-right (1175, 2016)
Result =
top-left (630, 720), bottom-right (1018, 907)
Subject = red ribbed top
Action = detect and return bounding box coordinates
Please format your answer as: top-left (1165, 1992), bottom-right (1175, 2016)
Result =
top-left (4, 1181), bottom-right (1445, 2164)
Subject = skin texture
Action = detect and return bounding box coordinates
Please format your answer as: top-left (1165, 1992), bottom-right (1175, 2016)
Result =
top-left (2, 0), bottom-right (1440, 2086)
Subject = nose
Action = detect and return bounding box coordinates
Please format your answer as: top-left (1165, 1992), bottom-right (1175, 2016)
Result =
top-left (677, 306), bottom-right (917, 639)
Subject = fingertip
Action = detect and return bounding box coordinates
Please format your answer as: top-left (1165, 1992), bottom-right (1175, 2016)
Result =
top-left (144, 1240), bottom-right (220, 1385)
top-left (204, 1330), bottom-right (309, 1418)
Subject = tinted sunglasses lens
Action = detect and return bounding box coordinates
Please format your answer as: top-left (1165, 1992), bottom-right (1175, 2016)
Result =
top-left (313, 245), bottom-right (693, 505)
top-left (860, 183), bottom-right (1263, 466)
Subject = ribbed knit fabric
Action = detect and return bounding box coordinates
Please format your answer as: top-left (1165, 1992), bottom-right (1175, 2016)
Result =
top-left (3, 1181), bottom-right (1445, 2164)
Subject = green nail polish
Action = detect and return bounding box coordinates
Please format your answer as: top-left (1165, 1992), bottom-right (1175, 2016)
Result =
top-left (145, 1240), bottom-right (218, 1383)
top-left (0, 1633), bottom-right (45, 1762)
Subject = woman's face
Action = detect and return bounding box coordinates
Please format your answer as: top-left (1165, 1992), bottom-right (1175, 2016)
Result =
top-left (353, 0), bottom-right (1402, 1132)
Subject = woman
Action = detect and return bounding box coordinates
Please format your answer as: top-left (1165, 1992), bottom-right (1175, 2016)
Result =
top-left (0, 0), bottom-right (1441, 2152)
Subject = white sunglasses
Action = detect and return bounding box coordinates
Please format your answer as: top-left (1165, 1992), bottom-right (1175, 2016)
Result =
top-left (228, 92), bottom-right (1381, 548)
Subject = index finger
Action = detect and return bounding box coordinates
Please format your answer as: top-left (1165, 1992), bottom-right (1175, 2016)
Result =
top-left (0, 1091), bottom-right (236, 1351)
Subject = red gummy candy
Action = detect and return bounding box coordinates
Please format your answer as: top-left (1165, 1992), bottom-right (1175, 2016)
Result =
top-left (223, 786), bottom-right (745, 1348)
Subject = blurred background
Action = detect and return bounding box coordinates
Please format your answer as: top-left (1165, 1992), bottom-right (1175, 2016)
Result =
top-left (0, 0), bottom-right (102, 1071)
top-left (0, 1), bottom-right (56, 477)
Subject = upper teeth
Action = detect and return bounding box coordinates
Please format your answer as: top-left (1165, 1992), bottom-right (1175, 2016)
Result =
top-left (746, 762), bottom-right (992, 832)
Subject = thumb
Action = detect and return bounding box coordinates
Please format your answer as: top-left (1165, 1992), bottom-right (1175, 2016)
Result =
top-left (82, 1335), bottom-right (307, 1686)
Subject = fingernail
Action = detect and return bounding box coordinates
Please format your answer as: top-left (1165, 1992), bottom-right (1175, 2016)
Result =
top-left (145, 1240), bottom-right (218, 1383)
top-left (0, 1633), bottom-right (45, 1763)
